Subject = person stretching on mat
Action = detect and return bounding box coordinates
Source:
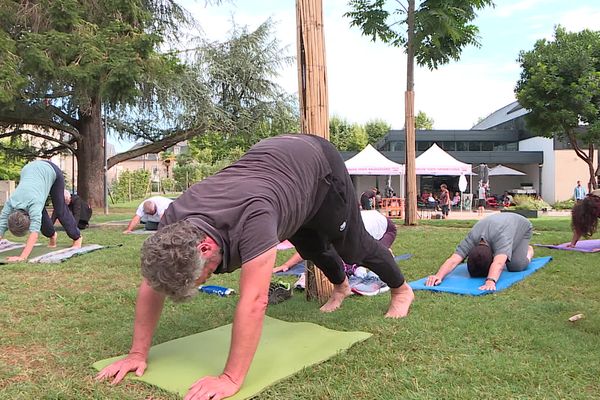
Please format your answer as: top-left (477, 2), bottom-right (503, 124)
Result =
top-left (0, 160), bottom-right (82, 262)
top-left (274, 209), bottom-right (397, 272)
top-left (567, 189), bottom-right (600, 248)
top-left (96, 134), bottom-right (414, 400)
top-left (425, 212), bottom-right (534, 291)
top-left (122, 196), bottom-right (173, 233)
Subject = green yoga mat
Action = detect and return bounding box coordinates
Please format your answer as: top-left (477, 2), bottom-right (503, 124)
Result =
top-left (0, 244), bottom-right (70, 264)
top-left (93, 316), bottom-right (371, 399)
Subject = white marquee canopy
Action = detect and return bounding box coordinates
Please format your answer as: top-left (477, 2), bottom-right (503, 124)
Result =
top-left (415, 143), bottom-right (472, 176)
top-left (345, 144), bottom-right (405, 175)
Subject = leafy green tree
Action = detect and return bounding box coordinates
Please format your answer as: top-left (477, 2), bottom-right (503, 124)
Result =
top-left (345, 0), bottom-right (494, 225)
top-left (185, 20), bottom-right (299, 161)
top-left (516, 26), bottom-right (600, 189)
top-left (364, 119), bottom-right (391, 144)
top-left (0, 137), bottom-right (28, 180)
top-left (0, 0), bottom-right (194, 206)
top-left (415, 110), bottom-right (434, 129)
top-left (329, 115), bottom-right (353, 150)
top-left (346, 123), bottom-right (369, 151)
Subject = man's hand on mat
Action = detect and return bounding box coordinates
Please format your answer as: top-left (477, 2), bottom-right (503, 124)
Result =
top-left (95, 353), bottom-right (147, 384)
top-left (123, 230), bottom-right (132, 234)
top-left (425, 275), bottom-right (442, 286)
top-left (478, 280), bottom-right (496, 291)
top-left (6, 256), bottom-right (25, 262)
top-left (184, 374), bottom-right (240, 400)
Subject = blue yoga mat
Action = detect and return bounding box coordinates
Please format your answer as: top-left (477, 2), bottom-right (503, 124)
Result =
top-left (409, 256), bottom-right (552, 296)
top-left (274, 262), bottom-right (305, 276)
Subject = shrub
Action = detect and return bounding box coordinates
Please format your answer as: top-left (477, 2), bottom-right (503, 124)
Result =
top-left (552, 199), bottom-right (575, 210)
top-left (110, 169), bottom-right (151, 202)
top-left (511, 194), bottom-right (551, 211)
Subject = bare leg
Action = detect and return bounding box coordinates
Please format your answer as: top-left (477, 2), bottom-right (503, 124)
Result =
top-left (48, 232), bottom-right (58, 248)
top-left (320, 277), bottom-right (352, 313)
top-left (385, 282), bottom-right (414, 319)
top-left (71, 236), bottom-right (83, 249)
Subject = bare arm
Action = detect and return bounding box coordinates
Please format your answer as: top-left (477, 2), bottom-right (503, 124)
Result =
top-left (123, 215), bottom-right (142, 233)
top-left (425, 253), bottom-right (464, 286)
top-left (478, 254), bottom-right (508, 291)
top-left (184, 247), bottom-right (276, 400)
top-left (96, 279), bottom-right (165, 384)
top-left (567, 232), bottom-right (581, 248)
top-left (7, 231), bottom-right (39, 262)
top-left (273, 252), bottom-right (303, 273)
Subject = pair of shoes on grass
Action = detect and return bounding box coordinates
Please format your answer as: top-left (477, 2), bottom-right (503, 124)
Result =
top-left (268, 281), bottom-right (293, 305)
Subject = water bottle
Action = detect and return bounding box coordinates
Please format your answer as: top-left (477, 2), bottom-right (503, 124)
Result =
top-left (198, 285), bottom-right (236, 297)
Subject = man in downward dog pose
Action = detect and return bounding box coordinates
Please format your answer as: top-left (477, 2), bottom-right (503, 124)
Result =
top-left (97, 134), bottom-right (413, 400)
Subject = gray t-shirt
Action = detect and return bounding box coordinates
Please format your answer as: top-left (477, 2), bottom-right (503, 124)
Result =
top-left (160, 134), bottom-right (333, 273)
top-left (455, 213), bottom-right (533, 261)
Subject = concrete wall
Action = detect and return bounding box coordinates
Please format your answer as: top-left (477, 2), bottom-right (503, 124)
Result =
top-left (518, 137), bottom-right (553, 202)
top-left (553, 149), bottom-right (598, 202)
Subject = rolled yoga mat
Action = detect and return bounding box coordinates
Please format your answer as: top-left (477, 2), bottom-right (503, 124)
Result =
top-left (93, 316), bottom-right (372, 399)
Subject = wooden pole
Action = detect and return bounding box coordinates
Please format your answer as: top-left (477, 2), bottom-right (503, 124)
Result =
top-left (296, 0), bottom-right (333, 302)
top-left (404, 0), bottom-right (418, 226)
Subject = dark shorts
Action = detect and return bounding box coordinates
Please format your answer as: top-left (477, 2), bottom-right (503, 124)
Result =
top-left (288, 137), bottom-right (405, 288)
top-left (478, 199), bottom-right (486, 207)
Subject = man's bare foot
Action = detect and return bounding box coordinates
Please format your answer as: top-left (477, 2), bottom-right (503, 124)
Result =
top-left (385, 282), bottom-right (414, 318)
top-left (320, 278), bottom-right (352, 313)
top-left (71, 237), bottom-right (83, 249)
top-left (48, 232), bottom-right (58, 248)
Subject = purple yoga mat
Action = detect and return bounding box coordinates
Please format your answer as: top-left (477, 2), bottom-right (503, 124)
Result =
top-left (534, 239), bottom-right (600, 253)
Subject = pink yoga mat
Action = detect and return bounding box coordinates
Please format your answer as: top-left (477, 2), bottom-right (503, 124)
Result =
top-left (534, 239), bottom-right (600, 253)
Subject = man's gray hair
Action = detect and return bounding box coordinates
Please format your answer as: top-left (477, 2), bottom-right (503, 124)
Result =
top-left (143, 201), bottom-right (157, 215)
top-left (141, 220), bottom-right (207, 302)
top-left (8, 209), bottom-right (30, 237)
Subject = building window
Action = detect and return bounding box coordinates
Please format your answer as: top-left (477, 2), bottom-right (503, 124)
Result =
top-left (469, 142), bottom-right (481, 151)
top-left (442, 141), bottom-right (456, 151)
top-left (417, 141), bottom-right (431, 151)
top-left (506, 142), bottom-right (518, 151)
top-left (456, 141), bottom-right (468, 151)
top-left (481, 141), bottom-right (493, 151)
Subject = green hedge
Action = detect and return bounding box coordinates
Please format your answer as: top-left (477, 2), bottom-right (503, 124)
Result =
top-left (110, 169), bottom-right (151, 203)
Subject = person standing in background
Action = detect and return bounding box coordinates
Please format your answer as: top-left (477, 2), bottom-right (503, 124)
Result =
top-left (574, 180), bottom-right (587, 201)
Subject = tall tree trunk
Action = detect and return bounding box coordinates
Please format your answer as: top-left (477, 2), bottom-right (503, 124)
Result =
top-left (76, 97), bottom-right (105, 208)
top-left (404, 0), bottom-right (417, 225)
top-left (568, 131), bottom-right (598, 190)
top-left (296, 0), bottom-right (332, 302)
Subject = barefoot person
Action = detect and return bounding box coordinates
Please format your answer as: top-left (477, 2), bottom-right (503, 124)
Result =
top-left (567, 189), bottom-right (600, 247)
top-left (0, 160), bottom-right (82, 261)
top-left (122, 196), bottom-right (173, 233)
top-left (274, 209), bottom-right (397, 273)
top-left (425, 212), bottom-right (534, 291)
top-left (96, 134), bottom-right (413, 400)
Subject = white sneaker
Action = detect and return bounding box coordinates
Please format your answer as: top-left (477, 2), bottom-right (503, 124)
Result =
top-left (294, 273), bottom-right (306, 289)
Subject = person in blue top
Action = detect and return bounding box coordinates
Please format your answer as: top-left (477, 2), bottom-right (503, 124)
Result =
top-left (0, 160), bottom-right (82, 261)
top-left (573, 180), bottom-right (587, 201)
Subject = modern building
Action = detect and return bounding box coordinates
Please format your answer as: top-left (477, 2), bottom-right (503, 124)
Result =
top-left (349, 101), bottom-right (595, 204)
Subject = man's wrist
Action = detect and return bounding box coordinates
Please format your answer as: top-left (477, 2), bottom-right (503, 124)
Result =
top-left (485, 277), bottom-right (497, 284)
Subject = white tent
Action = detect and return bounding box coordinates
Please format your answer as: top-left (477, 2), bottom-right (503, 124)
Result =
top-left (415, 143), bottom-right (471, 176)
top-left (489, 164), bottom-right (526, 176)
top-left (345, 144), bottom-right (405, 175)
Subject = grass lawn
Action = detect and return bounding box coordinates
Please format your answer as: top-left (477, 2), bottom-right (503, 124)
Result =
top-left (1, 212), bottom-right (599, 399)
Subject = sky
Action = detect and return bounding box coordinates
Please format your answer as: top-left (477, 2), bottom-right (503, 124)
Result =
top-left (112, 0), bottom-right (600, 152)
